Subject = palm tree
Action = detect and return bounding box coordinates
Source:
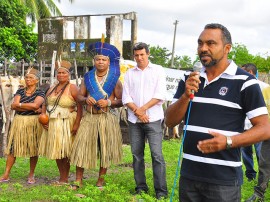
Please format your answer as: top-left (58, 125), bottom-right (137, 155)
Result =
top-left (173, 55), bottom-right (192, 69)
top-left (18, 0), bottom-right (74, 22)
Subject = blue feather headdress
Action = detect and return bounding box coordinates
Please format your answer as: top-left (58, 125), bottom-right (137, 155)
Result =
top-left (84, 41), bottom-right (120, 101)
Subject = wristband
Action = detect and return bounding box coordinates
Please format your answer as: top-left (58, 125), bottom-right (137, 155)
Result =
top-left (107, 99), bottom-right (111, 107)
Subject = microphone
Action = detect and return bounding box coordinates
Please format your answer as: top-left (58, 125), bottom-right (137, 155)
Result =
top-left (190, 61), bottom-right (202, 100)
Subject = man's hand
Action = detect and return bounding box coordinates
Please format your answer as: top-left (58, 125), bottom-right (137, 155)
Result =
top-left (134, 106), bottom-right (149, 123)
top-left (137, 114), bottom-right (149, 123)
top-left (134, 106), bottom-right (146, 117)
top-left (197, 130), bottom-right (227, 153)
top-left (96, 99), bottom-right (109, 108)
top-left (85, 96), bottom-right (96, 106)
top-left (185, 72), bottom-right (201, 98)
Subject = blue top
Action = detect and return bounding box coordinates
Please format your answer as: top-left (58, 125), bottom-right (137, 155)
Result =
top-left (173, 61), bottom-right (267, 186)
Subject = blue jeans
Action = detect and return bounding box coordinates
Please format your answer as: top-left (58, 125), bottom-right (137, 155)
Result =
top-left (254, 139), bottom-right (270, 198)
top-left (241, 142), bottom-right (262, 179)
top-left (179, 177), bottom-right (241, 202)
top-left (128, 120), bottom-right (168, 198)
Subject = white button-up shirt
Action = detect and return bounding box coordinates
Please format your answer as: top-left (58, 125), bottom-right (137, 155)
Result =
top-left (122, 62), bottom-right (166, 123)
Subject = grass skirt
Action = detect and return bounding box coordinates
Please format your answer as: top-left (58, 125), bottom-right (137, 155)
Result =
top-left (70, 112), bottom-right (122, 169)
top-left (38, 111), bottom-right (77, 159)
top-left (5, 115), bottom-right (42, 157)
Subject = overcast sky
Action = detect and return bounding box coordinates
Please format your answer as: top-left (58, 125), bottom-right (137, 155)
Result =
top-left (55, 0), bottom-right (270, 61)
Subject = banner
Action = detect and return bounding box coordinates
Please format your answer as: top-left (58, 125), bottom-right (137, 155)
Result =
top-left (164, 68), bottom-right (185, 101)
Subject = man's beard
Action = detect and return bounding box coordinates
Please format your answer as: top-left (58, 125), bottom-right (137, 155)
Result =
top-left (202, 59), bottom-right (217, 68)
top-left (200, 54), bottom-right (223, 68)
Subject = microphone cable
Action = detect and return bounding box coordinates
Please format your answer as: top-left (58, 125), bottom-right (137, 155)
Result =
top-left (170, 97), bottom-right (194, 202)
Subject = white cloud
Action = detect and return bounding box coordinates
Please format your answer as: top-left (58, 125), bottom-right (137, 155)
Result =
top-left (54, 0), bottom-right (270, 61)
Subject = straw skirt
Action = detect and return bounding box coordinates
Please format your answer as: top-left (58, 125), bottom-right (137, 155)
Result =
top-left (5, 114), bottom-right (42, 157)
top-left (70, 112), bottom-right (122, 169)
top-left (38, 111), bottom-right (77, 159)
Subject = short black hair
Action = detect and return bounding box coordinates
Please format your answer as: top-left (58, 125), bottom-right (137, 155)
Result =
top-left (204, 23), bottom-right (232, 45)
top-left (133, 42), bottom-right (149, 54)
top-left (242, 63), bottom-right (257, 75)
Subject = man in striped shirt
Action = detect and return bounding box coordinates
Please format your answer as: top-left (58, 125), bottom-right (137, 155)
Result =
top-left (165, 23), bottom-right (270, 202)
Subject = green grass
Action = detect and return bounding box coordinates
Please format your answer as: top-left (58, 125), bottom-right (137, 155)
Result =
top-left (0, 139), bottom-right (269, 201)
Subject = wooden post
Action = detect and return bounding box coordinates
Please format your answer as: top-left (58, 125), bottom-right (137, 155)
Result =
top-left (74, 58), bottom-right (79, 86)
top-left (0, 77), bottom-right (7, 116)
top-left (2, 107), bottom-right (12, 157)
top-left (50, 51), bottom-right (57, 87)
top-left (0, 76), bottom-right (8, 156)
top-left (39, 61), bottom-right (43, 86)
top-left (20, 59), bottom-right (25, 79)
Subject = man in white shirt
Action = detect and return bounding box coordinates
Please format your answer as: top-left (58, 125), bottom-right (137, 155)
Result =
top-left (122, 42), bottom-right (168, 200)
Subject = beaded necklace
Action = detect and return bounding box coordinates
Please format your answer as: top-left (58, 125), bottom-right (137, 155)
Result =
top-left (45, 82), bottom-right (69, 114)
top-left (54, 84), bottom-right (67, 95)
top-left (95, 70), bottom-right (108, 87)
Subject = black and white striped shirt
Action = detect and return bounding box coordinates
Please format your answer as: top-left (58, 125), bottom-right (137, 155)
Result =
top-left (173, 61), bottom-right (268, 186)
top-left (16, 88), bottom-right (45, 116)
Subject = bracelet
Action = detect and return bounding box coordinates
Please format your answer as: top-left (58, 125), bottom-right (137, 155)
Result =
top-left (107, 99), bottom-right (111, 107)
top-left (19, 103), bottom-right (22, 108)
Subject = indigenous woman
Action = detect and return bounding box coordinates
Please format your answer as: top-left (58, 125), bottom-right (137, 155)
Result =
top-left (38, 60), bottom-right (82, 185)
top-left (0, 68), bottom-right (45, 184)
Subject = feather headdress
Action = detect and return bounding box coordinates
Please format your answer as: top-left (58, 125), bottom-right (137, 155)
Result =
top-left (84, 35), bottom-right (121, 101)
top-left (26, 67), bottom-right (40, 78)
top-left (55, 60), bottom-right (72, 73)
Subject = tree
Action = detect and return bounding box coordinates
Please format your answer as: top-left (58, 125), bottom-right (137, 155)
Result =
top-left (148, 43), bottom-right (270, 72)
top-left (149, 45), bottom-right (171, 67)
top-left (253, 55), bottom-right (270, 73)
top-left (149, 45), bottom-right (194, 69)
top-left (18, 0), bottom-right (74, 22)
top-left (0, 0), bottom-right (37, 63)
top-left (228, 43), bottom-right (270, 72)
top-left (228, 43), bottom-right (254, 66)
top-left (172, 55), bottom-right (192, 69)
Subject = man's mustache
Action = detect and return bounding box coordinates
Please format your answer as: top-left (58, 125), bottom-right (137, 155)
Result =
top-left (199, 52), bottom-right (212, 58)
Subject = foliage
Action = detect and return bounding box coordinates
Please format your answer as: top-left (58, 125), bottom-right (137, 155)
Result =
top-left (0, 0), bottom-right (38, 63)
top-left (0, 140), bottom-right (269, 201)
top-left (228, 43), bottom-right (270, 72)
top-left (17, 0), bottom-right (74, 22)
top-left (149, 43), bottom-right (270, 72)
top-left (253, 54), bottom-right (270, 73)
top-left (149, 45), bottom-right (171, 67)
top-left (170, 55), bottom-right (193, 70)
top-left (18, 0), bottom-right (62, 22)
top-left (228, 43), bottom-right (254, 65)
top-left (149, 45), bottom-right (193, 69)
